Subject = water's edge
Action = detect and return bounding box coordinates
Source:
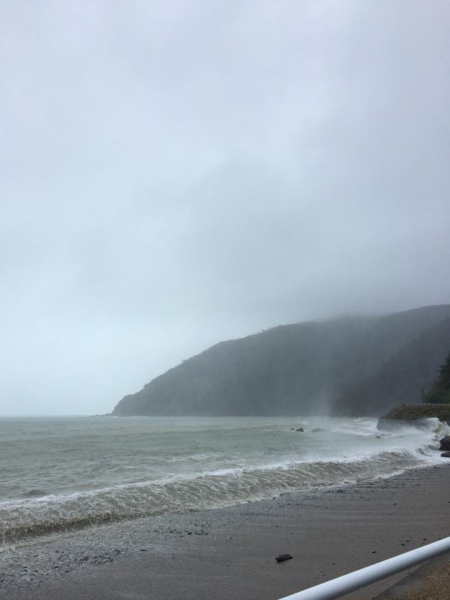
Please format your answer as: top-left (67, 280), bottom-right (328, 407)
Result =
top-left (1, 416), bottom-right (448, 546)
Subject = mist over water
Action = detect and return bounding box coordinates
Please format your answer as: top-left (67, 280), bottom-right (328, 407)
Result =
top-left (0, 416), bottom-right (447, 544)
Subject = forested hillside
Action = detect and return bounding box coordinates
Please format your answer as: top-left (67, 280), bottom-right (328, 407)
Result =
top-left (333, 316), bottom-right (450, 415)
top-left (112, 305), bottom-right (450, 416)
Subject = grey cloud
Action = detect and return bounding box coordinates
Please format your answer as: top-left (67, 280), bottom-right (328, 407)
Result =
top-left (0, 0), bottom-right (449, 414)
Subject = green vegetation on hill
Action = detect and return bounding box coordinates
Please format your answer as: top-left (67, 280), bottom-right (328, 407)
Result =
top-left (112, 305), bottom-right (450, 417)
top-left (425, 352), bottom-right (450, 404)
top-left (380, 404), bottom-right (450, 422)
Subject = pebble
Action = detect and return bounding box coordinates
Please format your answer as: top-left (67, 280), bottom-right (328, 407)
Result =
top-left (0, 514), bottom-right (215, 593)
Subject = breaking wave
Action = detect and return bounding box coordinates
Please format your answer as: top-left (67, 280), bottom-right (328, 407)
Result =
top-left (0, 415), bottom-right (447, 544)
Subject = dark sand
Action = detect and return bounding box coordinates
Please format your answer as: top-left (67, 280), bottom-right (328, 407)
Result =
top-left (2, 464), bottom-right (450, 600)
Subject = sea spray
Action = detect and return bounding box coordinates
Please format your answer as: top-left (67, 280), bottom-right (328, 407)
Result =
top-left (0, 415), bottom-right (447, 544)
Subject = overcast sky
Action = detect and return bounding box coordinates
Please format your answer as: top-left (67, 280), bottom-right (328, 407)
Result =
top-left (1, 0), bottom-right (449, 415)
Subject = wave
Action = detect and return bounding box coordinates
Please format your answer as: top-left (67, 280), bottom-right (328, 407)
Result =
top-left (0, 443), bottom-right (442, 545)
top-left (1, 416), bottom-right (447, 545)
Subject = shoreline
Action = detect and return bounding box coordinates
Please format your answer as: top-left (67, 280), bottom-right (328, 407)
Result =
top-left (2, 461), bottom-right (450, 599)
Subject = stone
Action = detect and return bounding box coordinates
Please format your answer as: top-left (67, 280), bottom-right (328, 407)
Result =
top-left (276, 554), bottom-right (293, 563)
top-left (440, 451), bottom-right (450, 458)
top-left (439, 436), bottom-right (450, 451)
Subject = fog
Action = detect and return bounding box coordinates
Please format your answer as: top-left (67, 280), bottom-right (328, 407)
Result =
top-left (1, 1), bottom-right (449, 415)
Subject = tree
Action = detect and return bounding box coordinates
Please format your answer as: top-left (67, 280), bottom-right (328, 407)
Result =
top-left (425, 352), bottom-right (450, 404)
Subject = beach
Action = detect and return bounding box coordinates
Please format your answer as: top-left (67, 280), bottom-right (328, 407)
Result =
top-left (2, 462), bottom-right (450, 600)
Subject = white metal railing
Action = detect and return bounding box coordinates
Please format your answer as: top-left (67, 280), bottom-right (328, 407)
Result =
top-left (279, 536), bottom-right (450, 600)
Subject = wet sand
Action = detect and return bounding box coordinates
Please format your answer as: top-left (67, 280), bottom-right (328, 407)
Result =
top-left (2, 463), bottom-right (450, 600)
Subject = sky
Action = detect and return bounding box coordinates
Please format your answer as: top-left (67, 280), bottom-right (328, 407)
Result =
top-left (1, 0), bottom-right (449, 416)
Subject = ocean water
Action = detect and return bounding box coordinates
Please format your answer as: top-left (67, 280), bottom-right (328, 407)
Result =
top-left (0, 415), bottom-right (447, 545)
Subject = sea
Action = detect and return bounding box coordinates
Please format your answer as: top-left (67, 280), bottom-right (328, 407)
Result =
top-left (0, 415), bottom-right (448, 546)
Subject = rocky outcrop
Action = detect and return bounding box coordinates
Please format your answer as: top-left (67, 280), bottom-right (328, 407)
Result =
top-left (377, 405), bottom-right (450, 431)
top-left (439, 437), bottom-right (450, 451)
